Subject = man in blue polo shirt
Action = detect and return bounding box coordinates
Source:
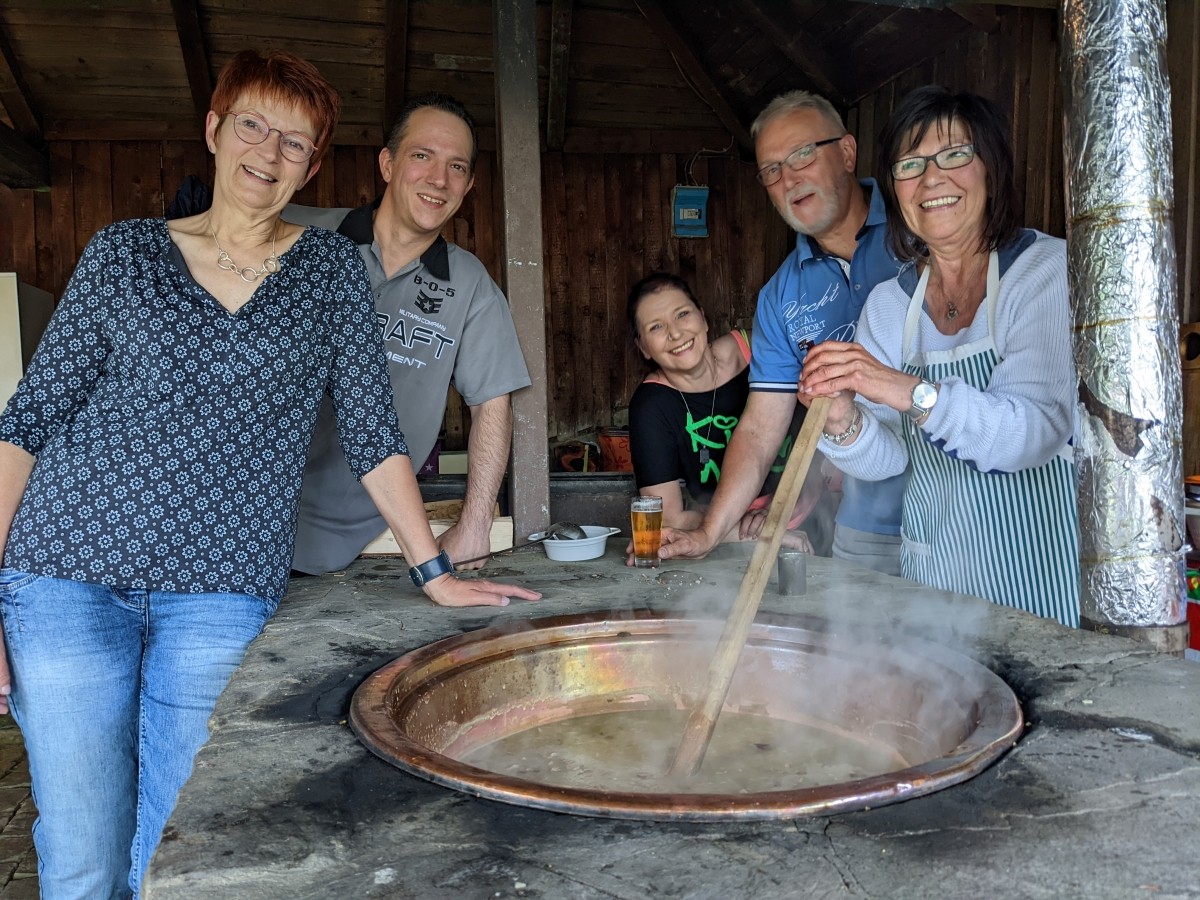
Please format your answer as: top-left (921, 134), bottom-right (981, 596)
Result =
top-left (661, 90), bottom-right (905, 574)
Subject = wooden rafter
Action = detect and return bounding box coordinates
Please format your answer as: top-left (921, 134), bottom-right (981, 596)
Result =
top-left (949, 3), bottom-right (1000, 32)
top-left (734, 0), bottom-right (853, 108)
top-left (170, 0), bottom-right (213, 119)
top-left (383, 0), bottom-right (410, 135)
top-left (0, 25), bottom-right (41, 140)
top-left (0, 120), bottom-right (48, 189)
top-left (633, 0), bottom-right (753, 153)
top-left (857, 0), bottom-right (1052, 6)
top-left (545, 0), bottom-right (573, 150)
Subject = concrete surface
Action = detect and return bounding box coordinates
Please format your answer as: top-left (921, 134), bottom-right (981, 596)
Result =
top-left (144, 545), bottom-right (1200, 900)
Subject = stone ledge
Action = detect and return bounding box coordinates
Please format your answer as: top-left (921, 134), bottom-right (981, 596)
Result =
top-left (145, 550), bottom-right (1200, 899)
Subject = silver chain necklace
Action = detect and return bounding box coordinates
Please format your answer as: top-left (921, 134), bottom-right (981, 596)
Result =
top-left (212, 224), bottom-right (281, 283)
top-left (931, 254), bottom-right (986, 322)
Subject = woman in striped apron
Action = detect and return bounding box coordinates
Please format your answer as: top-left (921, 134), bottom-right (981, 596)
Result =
top-left (799, 86), bottom-right (1079, 627)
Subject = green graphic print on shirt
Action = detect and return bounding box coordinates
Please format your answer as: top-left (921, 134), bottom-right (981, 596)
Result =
top-left (685, 409), bottom-right (739, 485)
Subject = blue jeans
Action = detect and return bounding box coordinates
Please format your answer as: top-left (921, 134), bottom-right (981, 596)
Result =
top-left (0, 569), bottom-right (278, 899)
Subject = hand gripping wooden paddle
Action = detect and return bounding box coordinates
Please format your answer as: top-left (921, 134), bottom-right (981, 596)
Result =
top-left (668, 396), bottom-right (831, 778)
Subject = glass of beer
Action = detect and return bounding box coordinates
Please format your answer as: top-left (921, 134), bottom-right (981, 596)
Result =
top-left (630, 495), bottom-right (664, 568)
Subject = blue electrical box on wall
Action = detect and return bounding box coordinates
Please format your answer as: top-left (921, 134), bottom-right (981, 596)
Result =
top-left (671, 185), bottom-right (709, 238)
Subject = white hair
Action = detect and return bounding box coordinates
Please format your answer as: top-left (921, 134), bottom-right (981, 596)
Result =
top-left (750, 90), bottom-right (846, 140)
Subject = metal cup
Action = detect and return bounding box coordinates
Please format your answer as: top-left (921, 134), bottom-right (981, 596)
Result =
top-left (776, 549), bottom-right (807, 595)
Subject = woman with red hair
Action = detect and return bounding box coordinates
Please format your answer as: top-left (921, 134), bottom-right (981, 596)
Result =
top-left (0, 50), bottom-right (536, 897)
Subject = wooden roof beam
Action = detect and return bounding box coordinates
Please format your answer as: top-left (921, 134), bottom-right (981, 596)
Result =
top-left (545, 0), bottom-right (573, 150)
top-left (857, 0), bottom-right (1053, 7)
top-left (170, 0), bottom-right (213, 120)
top-left (0, 120), bottom-right (49, 189)
top-left (383, 0), bottom-right (410, 134)
top-left (734, 0), bottom-right (853, 108)
top-left (0, 25), bottom-right (42, 141)
top-left (949, 3), bottom-right (1000, 31)
top-left (633, 0), bottom-right (753, 154)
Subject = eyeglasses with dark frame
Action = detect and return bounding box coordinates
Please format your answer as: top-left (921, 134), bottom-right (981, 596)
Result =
top-left (756, 136), bottom-right (844, 187)
top-left (226, 111), bottom-right (317, 164)
top-left (890, 144), bottom-right (977, 181)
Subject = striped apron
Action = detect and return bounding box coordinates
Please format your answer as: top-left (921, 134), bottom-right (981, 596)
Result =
top-left (900, 252), bottom-right (1079, 627)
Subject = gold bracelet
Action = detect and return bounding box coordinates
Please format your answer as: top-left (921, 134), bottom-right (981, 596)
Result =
top-left (822, 404), bottom-right (863, 445)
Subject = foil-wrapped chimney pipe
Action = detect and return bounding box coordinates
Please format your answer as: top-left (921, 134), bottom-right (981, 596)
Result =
top-left (1061, 0), bottom-right (1188, 649)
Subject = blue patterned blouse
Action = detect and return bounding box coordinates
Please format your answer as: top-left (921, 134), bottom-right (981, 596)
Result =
top-left (0, 219), bottom-right (408, 601)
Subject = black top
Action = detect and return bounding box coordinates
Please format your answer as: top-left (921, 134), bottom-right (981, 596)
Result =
top-left (629, 370), bottom-right (752, 504)
top-left (628, 366), bottom-right (809, 510)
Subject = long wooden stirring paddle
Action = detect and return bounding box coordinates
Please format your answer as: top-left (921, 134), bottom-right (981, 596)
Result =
top-left (668, 395), bottom-right (832, 778)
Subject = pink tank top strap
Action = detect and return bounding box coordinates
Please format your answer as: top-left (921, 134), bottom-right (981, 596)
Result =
top-left (731, 327), bottom-right (752, 364)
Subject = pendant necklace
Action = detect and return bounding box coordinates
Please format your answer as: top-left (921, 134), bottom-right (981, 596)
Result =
top-left (675, 385), bottom-right (719, 465)
top-left (669, 346), bottom-right (720, 464)
top-left (212, 222), bottom-right (282, 283)
top-left (933, 254), bottom-right (985, 322)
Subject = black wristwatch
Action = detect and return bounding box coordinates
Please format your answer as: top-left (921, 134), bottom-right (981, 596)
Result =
top-left (409, 549), bottom-right (455, 586)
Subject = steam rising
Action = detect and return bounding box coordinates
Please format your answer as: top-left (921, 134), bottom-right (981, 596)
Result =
top-left (437, 553), bottom-right (998, 796)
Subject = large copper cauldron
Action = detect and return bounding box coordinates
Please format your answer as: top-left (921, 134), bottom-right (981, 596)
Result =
top-left (350, 611), bottom-right (1023, 821)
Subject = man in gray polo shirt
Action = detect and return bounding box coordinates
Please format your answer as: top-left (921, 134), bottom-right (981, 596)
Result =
top-left (284, 93), bottom-right (531, 573)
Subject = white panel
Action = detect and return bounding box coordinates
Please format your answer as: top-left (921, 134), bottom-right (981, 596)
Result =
top-left (0, 274), bottom-right (22, 413)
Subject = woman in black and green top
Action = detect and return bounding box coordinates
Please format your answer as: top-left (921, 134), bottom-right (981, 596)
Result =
top-left (625, 273), bottom-right (830, 553)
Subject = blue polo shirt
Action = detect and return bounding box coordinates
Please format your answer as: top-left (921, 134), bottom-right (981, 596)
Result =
top-left (750, 178), bottom-right (906, 536)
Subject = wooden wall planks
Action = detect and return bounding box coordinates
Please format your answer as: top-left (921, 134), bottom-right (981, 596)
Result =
top-left (849, 2), bottom-right (1199, 323)
top-left (2, 140), bottom-right (782, 449)
top-left (13, 2), bottom-right (1200, 450)
top-left (847, 6), bottom-right (1067, 240)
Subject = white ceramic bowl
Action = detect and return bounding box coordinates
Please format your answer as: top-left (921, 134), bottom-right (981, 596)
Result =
top-left (542, 525), bottom-right (621, 561)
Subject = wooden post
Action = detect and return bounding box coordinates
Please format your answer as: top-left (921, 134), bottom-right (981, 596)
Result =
top-left (494, 0), bottom-right (552, 537)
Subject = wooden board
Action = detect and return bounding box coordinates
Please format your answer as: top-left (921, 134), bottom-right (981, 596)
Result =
top-left (360, 517), bottom-right (514, 559)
